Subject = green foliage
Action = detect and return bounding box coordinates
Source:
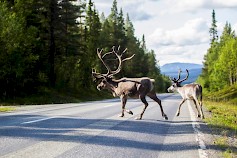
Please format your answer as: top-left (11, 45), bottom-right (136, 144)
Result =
top-left (0, 1), bottom-right (40, 97)
top-left (199, 10), bottom-right (237, 93)
top-left (209, 10), bottom-right (218, 43)
top-left (0, 0), bottom-right (167, 102)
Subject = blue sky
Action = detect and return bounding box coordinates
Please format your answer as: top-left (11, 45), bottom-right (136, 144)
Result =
top-left (92, 0), bottom-right (237, 66)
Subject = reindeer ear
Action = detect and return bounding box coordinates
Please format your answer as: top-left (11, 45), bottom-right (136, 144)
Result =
top-left (92, 73), bottom-right (98, 82)
top-left (108, 74), bottom-right (114, 79)
top-left (107, 76), bottom-right (113, 81)
top-left (169, 76), bottom-right (175, 82)
top-left (92, 69), bottom-right (102, 81)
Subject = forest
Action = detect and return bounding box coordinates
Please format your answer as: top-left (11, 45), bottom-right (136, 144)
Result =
top-left (198, 10), bottom-right (237, 94)
top-left (0, 0), bottom-right (170, 101)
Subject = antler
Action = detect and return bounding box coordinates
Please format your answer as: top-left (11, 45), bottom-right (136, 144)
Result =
top-left (178, 69), bottom-right (189, 83)
top-left (169, 69), bottom-right (181, 82)
top-left (96, 48), bottom-right (112, 76)
top-left (177, 69), bottom-right (182, 81)
top-left (93, 46), bottom-right (134, 79)
top-left (169, 69), bottom-right (189, 83)
top-left (108, 46), bottom-right (135, 77)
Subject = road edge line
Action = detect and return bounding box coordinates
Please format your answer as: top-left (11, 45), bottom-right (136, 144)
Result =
top-left (187, 101), bottom-right (208, 158)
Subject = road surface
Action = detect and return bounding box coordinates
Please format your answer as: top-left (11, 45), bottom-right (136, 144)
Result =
top-left (0, 94), bottom-right (218, 158)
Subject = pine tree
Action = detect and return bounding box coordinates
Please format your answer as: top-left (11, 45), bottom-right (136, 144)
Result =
top-left (0, 1), bottom-right (40, 97)
top-left (200, 9), bottom-right (219, 91)
top-left (199, 10), bottom-right (237, 92)
top-left (141, 34), bottom-right (147, 53)
top-left (108, 0), bottom-right (119, 46)
top-left (58, 0), bottom-right (80, 56)
top-left (209, 9), bottom-right (218, 44)
top-left (83, 0), bottom-right (101, 88)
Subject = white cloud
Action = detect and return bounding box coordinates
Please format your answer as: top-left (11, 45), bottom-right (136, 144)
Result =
top-left (118, 0), bottom-right (153, 21)
top-left (210, 0), bottom-right (237, 8)
top-left (155, 44), bottom-right (209, 66)
top-left (93, 0), bottom-right (153, 21)
top-left (163, 0), bottom-right (237, 13)
top-left (93, 0), bottom-right (237, 66)
top-left (147, 18), bottom-right (210, 66)
top-left (233, 23), bottom-right (237, 33)
top-left (148, 18), bottom-right (209, 47)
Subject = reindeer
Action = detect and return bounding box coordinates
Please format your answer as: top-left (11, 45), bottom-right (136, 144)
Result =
top-left (92, 46), bottom-right (168, 120)
top-left (167, 69), bottom-right (204, 119)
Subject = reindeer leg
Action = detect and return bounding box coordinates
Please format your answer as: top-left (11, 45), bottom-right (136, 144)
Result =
top-left (176, 99), bottom-right (186, 116)
top-left (193, 99), bottom-right (201, 118)
top-left (196, 97), bottom-right (204, 119)
top-left (199, 94), bottom-right (204, 119)
top-left (125, 109), bottom-right (133, 115)
top-left (200, 103), bottom-right (204, 119)
top-left (148, 93), bottom-right (168, 120)
top-left (135, 96), bottom-right (148, 120)
top-left (118, 95), bottom-right (127, 117)
top-left (118, 95), bottom-right (133, 117)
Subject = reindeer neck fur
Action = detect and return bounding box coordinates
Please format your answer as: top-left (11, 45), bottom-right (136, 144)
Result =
top-left (176, 86), bottom-right (186, 97)
top-left (105, 79), bottom-right (119, 96)
top-left (108, 78), bottom-right (139, 97)
top-left (175, 84), bottom-right (198, 99)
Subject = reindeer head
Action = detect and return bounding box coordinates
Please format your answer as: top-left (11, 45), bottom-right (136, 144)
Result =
top-left (92, 46), bottom-right (135, 91)
top-left (167, 69), bottom-right (189, 92)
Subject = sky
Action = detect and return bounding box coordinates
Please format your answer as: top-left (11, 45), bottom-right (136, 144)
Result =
top-left (92, 0), bottom-right (237, 66)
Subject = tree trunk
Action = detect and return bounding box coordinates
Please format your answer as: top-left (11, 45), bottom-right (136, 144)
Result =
top-left (49, 1), bottom-right (56, 87)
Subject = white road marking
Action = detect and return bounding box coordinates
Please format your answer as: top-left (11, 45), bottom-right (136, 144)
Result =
top-left (103, 104), bottom-right (116, 108)
top-left (3, 110), bottom-right (140, 158)
top-left (21, 117), bottom-right (56, 125)
top-left (187, 101), bottom-right (208, 158)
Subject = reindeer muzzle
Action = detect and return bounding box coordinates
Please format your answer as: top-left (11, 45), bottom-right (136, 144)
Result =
top-left (97, 86), bottom-right (102, 91)
top-left (167, 87), bottom-right (173, 93)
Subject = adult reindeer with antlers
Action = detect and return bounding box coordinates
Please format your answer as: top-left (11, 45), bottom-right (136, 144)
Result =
top-left (92, 46), bottom-right (168, 120)
top-left (167, 69), bottom-right (204, 119)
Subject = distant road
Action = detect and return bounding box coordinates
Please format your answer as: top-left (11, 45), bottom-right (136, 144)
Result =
top-left (0, 94), bottom-right (217, 158)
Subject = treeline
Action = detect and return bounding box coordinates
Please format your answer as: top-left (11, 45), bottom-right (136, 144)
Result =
top-left (198, 10), bottom-right (237, 92)
top-left (0, 0), bottom-right (169, 100)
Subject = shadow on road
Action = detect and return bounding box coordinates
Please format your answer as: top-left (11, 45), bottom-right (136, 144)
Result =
top-left (0, 114), bottom-right (233, 154)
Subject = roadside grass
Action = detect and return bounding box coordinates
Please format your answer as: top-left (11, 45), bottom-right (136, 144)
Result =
top-left (205, 84), bottom-right (237, 105)
top-left (204, 101), bottom-right (237, 157)
top-left (0, 87), bottom-right (112, 106)
top-left (0, 106), bottom-right (16, 112)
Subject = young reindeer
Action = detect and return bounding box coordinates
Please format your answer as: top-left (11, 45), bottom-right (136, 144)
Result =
top-left (92, 46), bottom-right (168, 120)
top-left (167, 69), bottom-right (204, 119)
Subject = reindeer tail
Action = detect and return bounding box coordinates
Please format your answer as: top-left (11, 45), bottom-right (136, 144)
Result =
top-left (150, 79), bottom-right (155, 83)
top-left (149, 79), bottom-right (155, 91)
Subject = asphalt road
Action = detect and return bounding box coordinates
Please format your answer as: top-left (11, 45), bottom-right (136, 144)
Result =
top-left (0, 93), bottom-right (217, 158)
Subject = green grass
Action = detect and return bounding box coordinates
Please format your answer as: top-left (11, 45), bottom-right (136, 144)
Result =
top-left (223, 149), bottom-right (236, 158)
top-left (203, 84), bottom-right (237, 157)
top-left (204, 101), bottom-right (237, 157)
top-left (0, 106), bottom-right (16, 112)
top-left (0, 87), bottom-right (111, 106)
top-left (205, 84), bottom-right (237, 104)
top-left (205, 101), bottom-right (237, 133)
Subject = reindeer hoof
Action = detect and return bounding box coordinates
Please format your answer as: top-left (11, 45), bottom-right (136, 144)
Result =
top-left (135, 117), bottom-right (142, 120)
top-left (128, 111), bottom-right (133, 115)
top-left (197, 114), bottom-right (201, 118)
top-left (118, 114), bottom-right (124, 117)
top-left (164, 115), bottom-right (168, 120)
top-left (176, 113), bottom-right (180, 116)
